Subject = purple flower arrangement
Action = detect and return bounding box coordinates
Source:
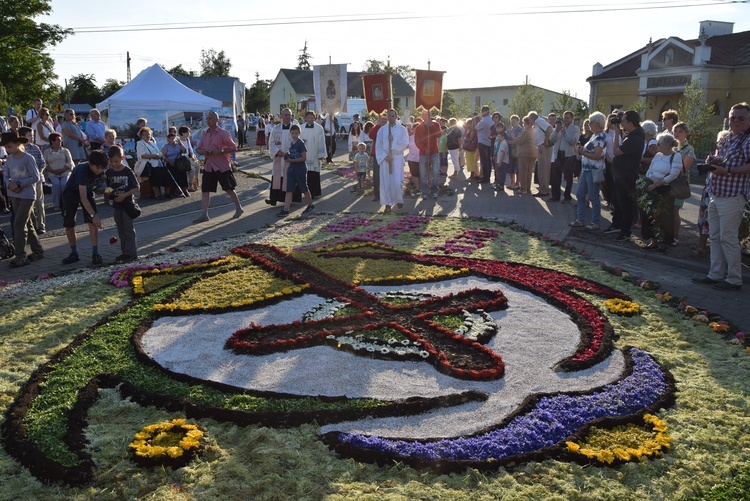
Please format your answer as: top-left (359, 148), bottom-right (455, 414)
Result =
top-left (430, 229), bottom-right (501, 255)
top-left (334, 348), bottom-right (670, 463)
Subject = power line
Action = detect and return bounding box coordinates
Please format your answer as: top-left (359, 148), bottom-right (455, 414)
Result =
top-left (67, 1), bottom-right (748, 34)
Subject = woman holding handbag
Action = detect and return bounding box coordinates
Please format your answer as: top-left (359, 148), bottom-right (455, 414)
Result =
top-left (639, 133), bottom-right (683, 251)
top-left (571, 112), bottom-right (607, 229)
top-left (135, 127), bottom-right (168, 199)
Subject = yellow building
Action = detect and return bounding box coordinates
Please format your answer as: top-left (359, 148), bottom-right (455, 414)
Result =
top-left (588, 20), bottom-right (750, 128)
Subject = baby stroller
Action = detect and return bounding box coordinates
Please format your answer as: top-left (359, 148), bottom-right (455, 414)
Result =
top-left (0, 228), bottom-right (14, 260)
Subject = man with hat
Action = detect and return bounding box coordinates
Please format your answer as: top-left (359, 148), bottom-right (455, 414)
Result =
top-left (1, 131), bottom-right (44, 267)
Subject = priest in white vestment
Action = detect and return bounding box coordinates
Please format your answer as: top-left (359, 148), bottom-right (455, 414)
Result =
top-left (267, 108), bottom-right (300, 205)
top-left (375, 109), bottom-right (409, 212)
top-left (300, 111), bottom-right (327, 198)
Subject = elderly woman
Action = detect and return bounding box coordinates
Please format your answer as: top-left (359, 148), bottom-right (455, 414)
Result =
top-left (60, 109), bottom-right (88, 164)
top-left (639, 120), bottom-right (659, 174)
top-left (570, 112), bottom-right (607, 229)
top-left (640, 132), bottom-right (683, 251)
top-left (179, 126), bottom-right (199, 192)
top-left (672, 122), bottom-right (695, 245)
top-left (135, 127), bottom-right (168, 199)
top-left (43, 132), bottom-right (74, 208)
top-left (162, 132), bottom-right (188, 197)
top-left (515, 115), bottom-right (538, 194)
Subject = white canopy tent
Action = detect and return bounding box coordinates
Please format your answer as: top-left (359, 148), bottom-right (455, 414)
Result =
top-left (97, 64), bottom-right (222, 130)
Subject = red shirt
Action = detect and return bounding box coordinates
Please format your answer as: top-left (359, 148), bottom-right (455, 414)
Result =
top-left (369, 124), bottom-right (382, 154)
top-left (414, 121), bottom-right (442, 155)
top-left (197, 126), bottom-right (235, 173)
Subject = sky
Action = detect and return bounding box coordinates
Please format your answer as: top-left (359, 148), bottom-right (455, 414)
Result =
top-left (41, 0), bottom-right (750, 106)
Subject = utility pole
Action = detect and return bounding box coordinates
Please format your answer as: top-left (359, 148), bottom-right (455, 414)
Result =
top-left (127, 52), bottom-right (132, 83)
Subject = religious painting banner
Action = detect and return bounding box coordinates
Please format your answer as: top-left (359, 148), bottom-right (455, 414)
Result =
top-left (313, 64), bottom-right (348, 116)
top-left (362, 73), bottom-right (391, 115)
top-left (415, 70), bottom-right (444, 111)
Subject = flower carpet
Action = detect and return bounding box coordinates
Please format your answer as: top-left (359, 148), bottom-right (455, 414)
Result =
top-left (1, 214), bottom-right (748, 500)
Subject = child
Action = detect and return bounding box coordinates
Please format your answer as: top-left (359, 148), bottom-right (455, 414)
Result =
top-left (105, 145), bottom-right (140, 263)
top-left (493, 131), bottom-right (510, 191)
top-left (277, 124), bottom-right (315, 216)
top-left (353, 142), bottom-right (369, 194)
top-left (19, 126), bottom-right (46, 233)
top-left (61, 149), bottom-right (108, 265)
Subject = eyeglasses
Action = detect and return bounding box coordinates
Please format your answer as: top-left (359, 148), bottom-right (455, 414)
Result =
top-left (729, 115), bottom-right (747, 122)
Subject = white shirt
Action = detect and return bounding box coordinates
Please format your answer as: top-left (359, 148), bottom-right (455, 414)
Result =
top-left (534, 117), bottom-right (550, 147)
top-left (646, 151), bottom-right (683, 185)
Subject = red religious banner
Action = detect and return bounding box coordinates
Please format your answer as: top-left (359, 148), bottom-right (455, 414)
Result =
top-left (415, 70), bottom-right (444, 111)
top-left (362, 73), bottom-right (391, 114)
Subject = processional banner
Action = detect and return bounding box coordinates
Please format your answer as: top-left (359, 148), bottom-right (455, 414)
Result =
top-left (415, 70), bottom-right (444, 111)
top-left (362, 73), bottom-right (391, 115)
top-left (313, 64), bottom-right (348, 116)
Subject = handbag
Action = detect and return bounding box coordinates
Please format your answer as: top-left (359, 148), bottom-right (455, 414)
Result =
top-left (670, 172), bottom-right (690, 199)
top-left (591, 166), bottom-right (605, 184)
top-left (121, 200), bottom-right (142, 219)
top-left (174, 154), bottom-right (192, 173)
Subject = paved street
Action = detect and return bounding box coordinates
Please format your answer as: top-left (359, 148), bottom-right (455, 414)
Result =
top-left (1, 144), bottom-right (748, 332)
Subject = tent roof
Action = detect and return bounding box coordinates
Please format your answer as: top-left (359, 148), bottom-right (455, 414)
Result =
top-left (97, 64), bottom-right (222, 110)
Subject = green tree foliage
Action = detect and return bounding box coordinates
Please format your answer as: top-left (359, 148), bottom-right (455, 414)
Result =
top-left (166, 64), bottom-right (192, 77)
top-left (297, 41), bottom-right (312, 71)
top-left (551, 90), bottom-right (576, 115)
top-left (444, 91), bottom-right (474, 119)
top-left (68, 74), bottom-right (101, 105)
top-left (676, 79), bottom-right (717, 154)
top-left (100, 79), bottom-right (124, 100)
top-left (509, 83), bottom-right (545, 118)
top-left (0, 0), bottom-right (71, 113)
top-left (246, 75), bottom-right (272, 113)
top-left (362, 60), bottom-right (415, 88)
top-left (200, 49), bottom-right (232, 77)
top-left (627, 100), bottom-right (646, 120)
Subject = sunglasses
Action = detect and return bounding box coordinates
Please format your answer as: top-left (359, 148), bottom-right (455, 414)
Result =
top-left (729, 116), bottom-right (747, 122)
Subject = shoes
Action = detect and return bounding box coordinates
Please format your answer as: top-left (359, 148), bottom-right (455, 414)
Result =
top-left (563, 197), bottom-right (573, 202)
top-left (383, 206), bottom-right (392, 214)
top-left (62, 253), bottom-right (80, 265)
top-left (532, 192), bottom-right (548, 197)
top-left (711, 281), bottom-right (742, 291)
top-left (692, 276), bottom-right (720, 285)
top-left (92, 253), bottom-right (103, 265)
top-left (188, 187), bottom-right (198, 192)
top-left (547, 197), bottom-right (559, 202)
top-left (302, 204), bottom-right (315, 214)
top-left (614, 234), bottom-right (631, 242)
top-left (643, 239), bottom-right (659, 250)
top-left (115, 255), bottom-right (136, 263)
top-left (9, 258), bottom-right (29, 268)
top-left (36, 228), bottom-right (46, 234)
top-left (603, 225), bottom-right (621, 234)
top-left (585, 223), bottom-right (599, 230)
top-left (265, 199), bottom-right (276, 206)
top-left (277, 208), bottom-right (290, 217)
top-left (433, 193), bottom-right (438, 199)
top-left (672, 239), bottom-right (679, 247)
top-left (569, 220), bottom-right (584, 227)
top-left (372, 197), bottom-right (380, 202)
top-left (232, 208), bottom-right (244, 219)
top-left (192, 214), bottom-right (210, 223)
top-left (154, 195), bottom-right (162, 200)
top-left (27, 252), bottom-right (44, 262)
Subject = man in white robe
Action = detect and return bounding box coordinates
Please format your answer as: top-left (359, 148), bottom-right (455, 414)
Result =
top-left (267, 108), bottom-right (300, 205)
top-left (375, 109), bottom-right (409, 213)
top-left (300, 111), bottom-right (327, 198)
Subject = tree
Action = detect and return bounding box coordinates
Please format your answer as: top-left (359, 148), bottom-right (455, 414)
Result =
top-left (551, 90), bottom-right (576, 115)
top-left (676, 79), bottom-right (717, 153)
top-left (68, 73), bottom-right (101, 105)
top-left (297, 41), bottom-right (312, 71)
top-left (166, 64), bottom-right (192, 77)
top-left (200, 49), bottom-right (231, 77)
top-left (508, 83), bottom-right (545, 118)
top-left (246, 74), bottom-right (272, 113)
top-left (100, 78), bottom-right (124, 100)
top-left (362, 60), bottom-right (415, 88)
top-left (0, 1), bottom-right (71, 113)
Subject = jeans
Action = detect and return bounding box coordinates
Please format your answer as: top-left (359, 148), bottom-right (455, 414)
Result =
top-left (419, 153), bottom-right (440, 196)
top-left (48, 173), bottom-right (69, 208)
top-left (576, 170), bottom-right (601, 225)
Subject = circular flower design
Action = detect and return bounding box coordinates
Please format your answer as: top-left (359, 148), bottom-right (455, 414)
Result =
top-left (129, 418), bottom-right (205, 468)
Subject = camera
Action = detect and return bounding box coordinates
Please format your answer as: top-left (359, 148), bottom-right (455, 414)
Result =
top-left (609, 111), bottom-right (623, 125)
top-left (696, 157), bottom-right (727, 175)
top-left (556, 117), bottom-right (562, 126)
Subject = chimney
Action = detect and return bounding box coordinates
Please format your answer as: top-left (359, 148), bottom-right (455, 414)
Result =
top-left (699, 20), bottom-right (733, 39)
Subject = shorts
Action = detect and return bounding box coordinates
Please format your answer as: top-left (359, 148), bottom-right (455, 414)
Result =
top-left (201, 170), bottom-right (237, 192)
top-left (286, 163), bottom-right (308, 194)
top-left (357, 171), bottom-right (367, 182)
top-left (61, 191), bottom-right (97, 228)
top-left (408, 160), bottom-right (420, 177)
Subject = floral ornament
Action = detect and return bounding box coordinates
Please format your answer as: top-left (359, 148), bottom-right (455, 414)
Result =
top-left (129, 418), bottom-right (205, 468)
top-left (430, 228), bottom-right (501, 255)
top-left (296, 215), bottom-right (431, 252)
top-left (325, 348), bottom-right (675, 471)
top-left (603, 298), bottom-right (640, 317)
top-left (565, 413), bottom-right (671, 465)
top-left (708, 321), bottom-right (730, 333)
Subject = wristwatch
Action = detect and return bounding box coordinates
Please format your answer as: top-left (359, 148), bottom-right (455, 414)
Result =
top-left (90, 213), bottom-right (97, 218)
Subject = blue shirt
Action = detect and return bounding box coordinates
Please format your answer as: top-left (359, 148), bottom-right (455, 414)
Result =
top-left (64, 162), bottom-right (105, 197)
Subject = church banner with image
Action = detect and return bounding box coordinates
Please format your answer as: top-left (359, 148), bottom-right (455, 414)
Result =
top-left (362, 73), bottom-right (391, 115)
top-left (313, 64), bottom-right (348, 116)
top-left (415, 70), bottom-right (444, 111)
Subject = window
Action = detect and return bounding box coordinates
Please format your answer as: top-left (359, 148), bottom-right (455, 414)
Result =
top-left (503, 99), bottom-right (509, 106)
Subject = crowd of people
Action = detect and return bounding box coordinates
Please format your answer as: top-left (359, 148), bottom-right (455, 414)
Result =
top-left (2, 99), bottom-right (748, 292)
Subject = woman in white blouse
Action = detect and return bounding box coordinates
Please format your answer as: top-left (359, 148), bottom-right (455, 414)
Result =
top-left (42, 132), bottom-right (74, 208)
top-left (642, 132), bottom-right (683, 251)
top-left (35, 108), bottom-right (55, 152)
